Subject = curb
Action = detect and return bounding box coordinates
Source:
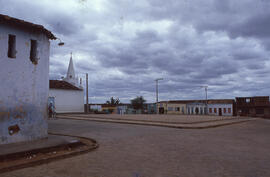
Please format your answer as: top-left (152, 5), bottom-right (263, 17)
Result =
top-left (0, 140), bottom-right (84, 162)
top-left (0, 133), bottom-right (99, 174)
top-left (59, 114), bottom-right (249, 125)
top-left (56, 116), bottom-right (255, 129)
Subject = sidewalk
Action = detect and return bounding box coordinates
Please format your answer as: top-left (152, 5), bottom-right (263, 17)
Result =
top-left (57, 114), bottom-right (256, 129)
top-left (0, 133), bottom-right (98, 173)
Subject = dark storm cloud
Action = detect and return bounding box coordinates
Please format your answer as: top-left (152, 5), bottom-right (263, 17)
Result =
top-left (229, 12), bottom-right (270, 39)
top-left (44, 13), bottom-right (83, 36)
top-left (96, 29), bottom-right (162, 69)
top-left (181, 1), bottom-right (270, 45)
top-left (232, 50), bottom-right (263, 61)
top-left (246, 62), bottom-right (265, 70)
top-left (76, 62), bottom-right (98, 73)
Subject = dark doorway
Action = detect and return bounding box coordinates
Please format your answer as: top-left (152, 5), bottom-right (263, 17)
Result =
top-left (219, 108), bottom-right (222, 116)
top-left (195, 107), bottom-right (199, 114)
top-left (159, 107), bottom-right (164, 114)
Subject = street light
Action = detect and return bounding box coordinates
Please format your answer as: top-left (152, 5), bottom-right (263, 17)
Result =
top-left (57, 38), bottom-right (65, 46)
top-left (86, 73), bottom-right (89, 114)
top-left (200, 85), bottom-right (208, 114)
top-left (155, 78), bottom-right (163, 114)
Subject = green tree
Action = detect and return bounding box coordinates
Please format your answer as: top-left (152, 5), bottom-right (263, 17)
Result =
top-left (131, 96), bottom-right (146, 110)
top-left (106, 97), bottom-right (120, 105)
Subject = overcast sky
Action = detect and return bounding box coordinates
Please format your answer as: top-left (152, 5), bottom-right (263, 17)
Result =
top-left (1, 0), bottom-right (270, 103)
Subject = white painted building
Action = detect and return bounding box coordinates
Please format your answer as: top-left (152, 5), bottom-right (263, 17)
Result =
top-left (0, 14), bottom-right (56, 144)
top-left (207, 99), bottom-right (234, 116)
top-left (186, 102), bottom-right (207, 115)
top-left (49, 54), bottom-right (84, 113)
top-left (90, 104), bottom-right (102, 112)
top-left (117, 105), bottom-right (128, 114)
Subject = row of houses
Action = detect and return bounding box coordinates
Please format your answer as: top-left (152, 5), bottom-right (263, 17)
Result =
top-left (158, 96), bottom-right (270, 118)
top-left (87, 104), bottom-right (140, 114)
top-left (86, 103), bottom-right (156, 114)
top-left (86, 100), bottom-right (232, 116)
top-left (158, 99), bottom-right (234, 116)
top-left (86, 96), bottom-right (270, 118)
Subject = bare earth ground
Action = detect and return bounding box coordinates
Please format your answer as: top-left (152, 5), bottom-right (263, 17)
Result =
top-left (2, 116), bottom-right (270, 177)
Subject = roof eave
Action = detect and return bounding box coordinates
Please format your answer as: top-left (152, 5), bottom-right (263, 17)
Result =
top-left (0, 14), bottom-right (57, 40)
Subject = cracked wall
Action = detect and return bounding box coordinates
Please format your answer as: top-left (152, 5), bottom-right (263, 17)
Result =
top-left (0, 24), bottom-right (50, 144)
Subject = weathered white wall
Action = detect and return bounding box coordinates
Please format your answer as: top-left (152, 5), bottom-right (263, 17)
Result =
top-left (0, 24), bottom-right (50, 144)
top-left (208, 104), bottom-right (233, 116)
top-left (157, 102), bottom-right (168, 114)
top-left (186, 103), bottom-right (207, 115)
top-left (167, 103), bottom-right (186, 114)
top-left (90, 105), bottom-right (102, 111)
top-left (49, 89), bottom-right (84, 113)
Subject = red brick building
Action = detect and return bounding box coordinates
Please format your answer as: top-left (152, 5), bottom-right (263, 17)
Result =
top-left (235, 96), bottom-right (270, 118)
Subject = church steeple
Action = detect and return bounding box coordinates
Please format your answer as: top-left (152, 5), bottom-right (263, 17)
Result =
top-left (67, 52), bottom-right (75, 79)
top-left (64, 52), bottom-right (78, 86)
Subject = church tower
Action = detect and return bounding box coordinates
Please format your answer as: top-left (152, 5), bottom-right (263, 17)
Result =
top-left (63, 52), bottom-right (78, 86)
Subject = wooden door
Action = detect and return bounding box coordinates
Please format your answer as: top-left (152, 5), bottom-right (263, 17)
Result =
top-left (219, 108), bottom-right (222, 116)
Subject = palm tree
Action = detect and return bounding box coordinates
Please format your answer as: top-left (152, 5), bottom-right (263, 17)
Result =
top-left (106, 97), bottom-right (121, 105)
top-left (131, 96), bottom-right (146, 110)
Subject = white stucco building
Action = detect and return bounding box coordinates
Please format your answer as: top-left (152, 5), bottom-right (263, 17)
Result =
top-left (49, 54), bottom-right (84, 113)
top-left (207, 99), bottom-right (234, 116)
top-left (89, 104), bottom-right (102, 112)
top-left (186, 102), bottom-right (207, 115)
top-left (0, 14), bottom-right (56, 144)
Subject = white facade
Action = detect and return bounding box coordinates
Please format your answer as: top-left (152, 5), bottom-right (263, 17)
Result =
top-left (208, 104), bottom-right (233, 116)
top-left (90, 105), bottom-right (102, 111)
top-left (0, 18), bottom-right (53, 144)
top-left (186, 103), bottom-right (207, 115)
top-left (117, 105), bottom-right (128, 114)
top-left (49, 89), bottom-right (84, 113)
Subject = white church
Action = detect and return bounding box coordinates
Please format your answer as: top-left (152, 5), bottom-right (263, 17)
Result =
top-left (49, 53), bottom-right (84, 113)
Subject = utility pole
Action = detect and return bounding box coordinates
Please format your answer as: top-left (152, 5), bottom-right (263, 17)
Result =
top-left (86, 73), bottom-right (89, 114)
top-left (200, 86), bottom-right (208, 114)
top-left (155, 78), bottom-right (163, 114)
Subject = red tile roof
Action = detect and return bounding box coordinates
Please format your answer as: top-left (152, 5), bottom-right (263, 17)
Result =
top-left (0, 14), bottom-right (56, 40)
top-left (49, 80), bottom-right (82, 91)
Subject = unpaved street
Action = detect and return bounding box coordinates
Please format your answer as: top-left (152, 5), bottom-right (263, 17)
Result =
top-left (2, 118), bottom-right (270, 177)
